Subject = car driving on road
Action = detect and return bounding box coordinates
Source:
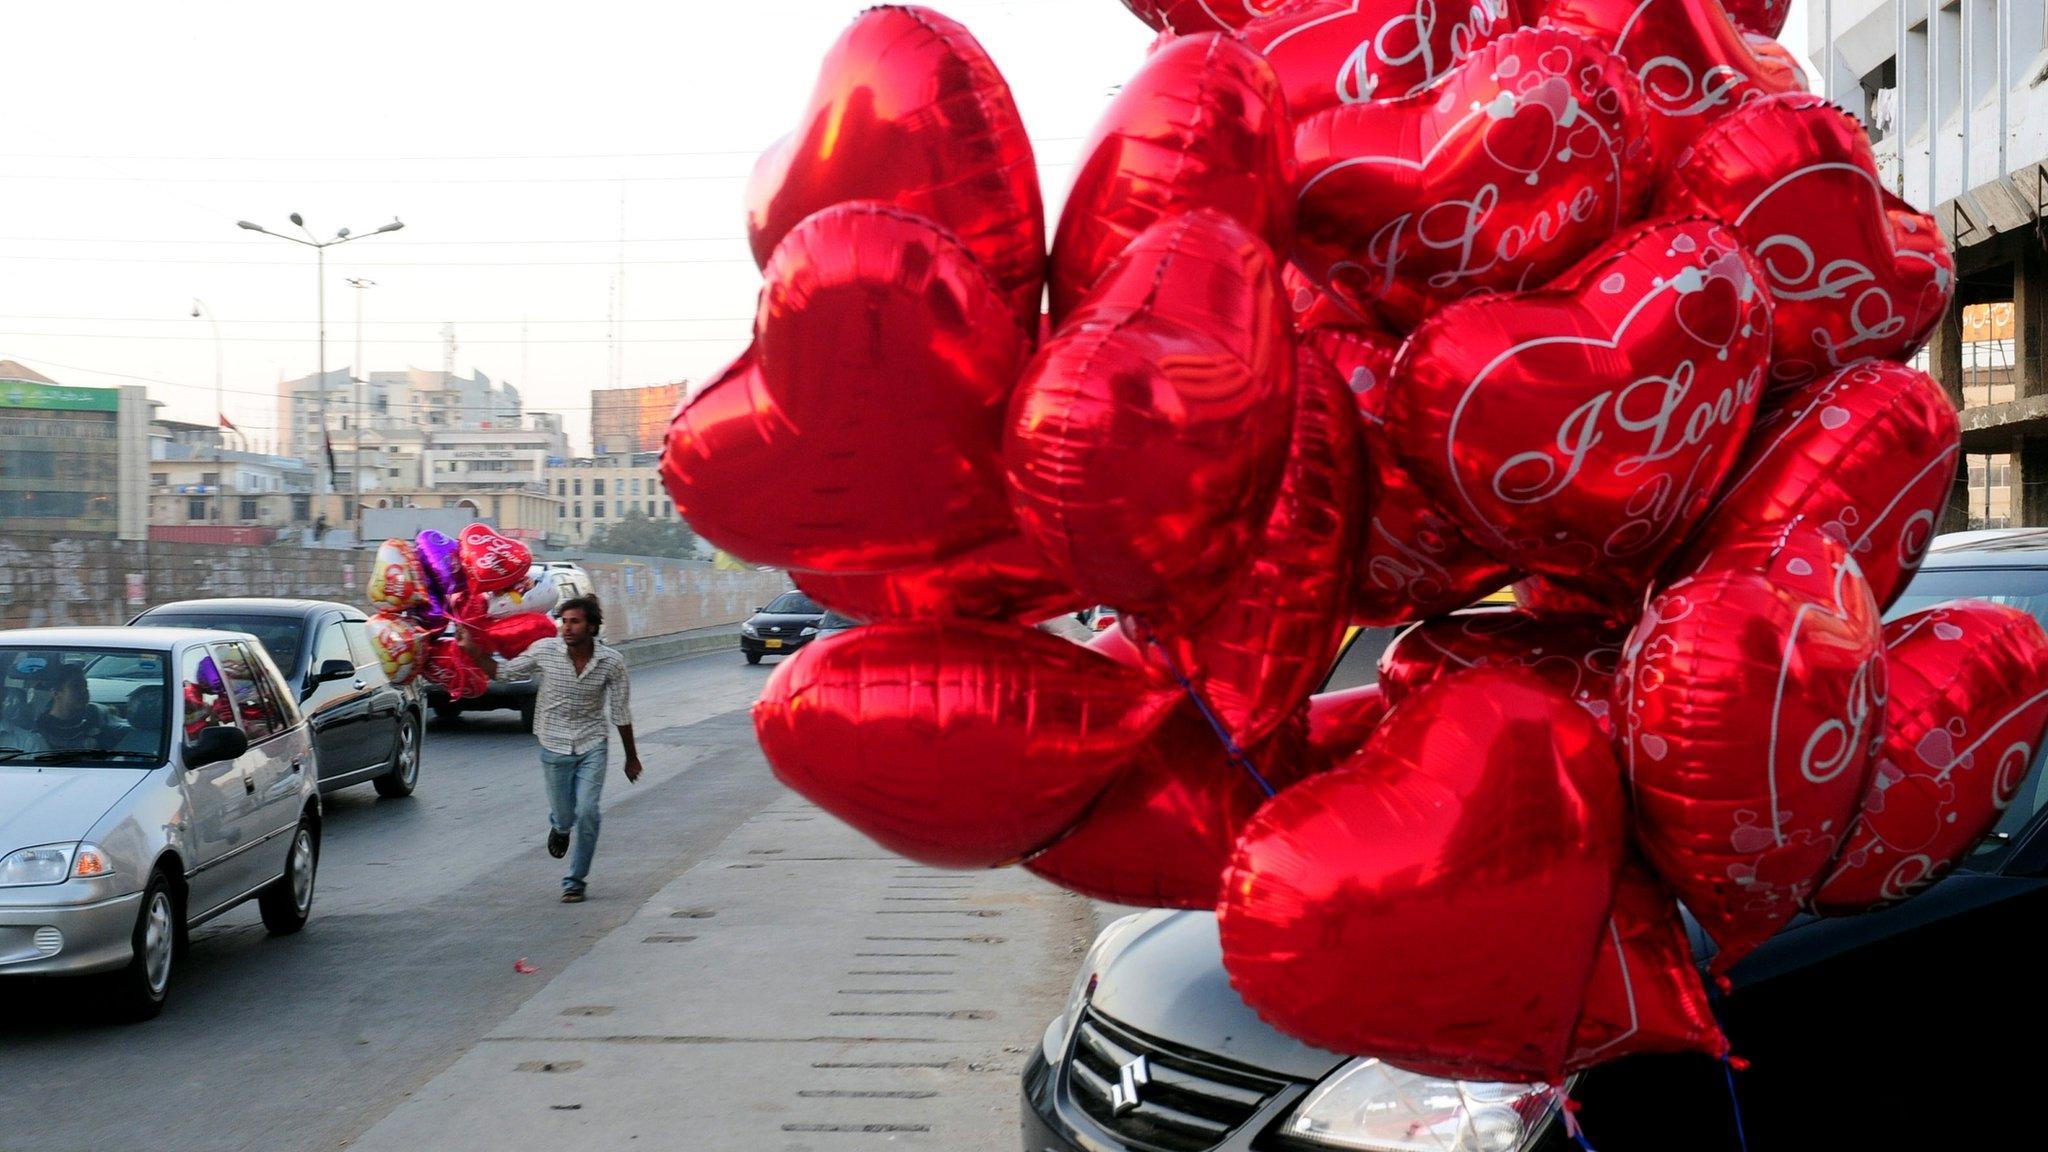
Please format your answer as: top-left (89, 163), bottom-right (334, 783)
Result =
top-left (0, 627), bottom-right (321, 1020)
top-left (740, 591), bottom-right (826, 664)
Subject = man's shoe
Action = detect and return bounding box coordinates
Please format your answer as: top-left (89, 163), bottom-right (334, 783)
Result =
top-left (561, 888), bottom-right (586, 904)
top-left (547, 828), bottom-right (569, 859)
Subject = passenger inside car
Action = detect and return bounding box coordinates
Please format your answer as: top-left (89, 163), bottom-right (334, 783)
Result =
top-left (32, 665), bottom-right (133, 751)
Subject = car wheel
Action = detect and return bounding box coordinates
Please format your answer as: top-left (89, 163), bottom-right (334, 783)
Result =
top-left (433, 702), bottom-right (462, 722)
top-left (518, 699), bottom-right (537, 732)
top-left (746, 652), bottom-right (762, 665)
top-left (109, 870), bottom-right (179, 1022)
top-left (373, 712), bottom-right (422, 798)
top-left (258, 818), bottom-right (318, 936)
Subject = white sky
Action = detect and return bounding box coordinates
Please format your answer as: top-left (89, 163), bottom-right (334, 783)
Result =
top-left (0, 0), bottom-right (1813, 456)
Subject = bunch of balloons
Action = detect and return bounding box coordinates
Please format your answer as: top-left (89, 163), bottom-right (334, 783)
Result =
top-left (361, 522), bottom-right (561, 700)
top-left (659, 1), bottom-right (2048, 1082)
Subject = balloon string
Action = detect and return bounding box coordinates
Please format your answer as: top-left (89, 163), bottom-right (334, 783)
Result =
top-left (1561, 1097), bottom-right (1598, 1151)
top-left (1704, 979), bottom-right (1751, 1152)
top-left (1142, 636), bottom-right (1277, 799)
top-left (1721, 1056), bottom-right (1751, 1152)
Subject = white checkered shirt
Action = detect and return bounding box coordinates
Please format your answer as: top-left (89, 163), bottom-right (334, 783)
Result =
top-left (498, 637), bottom-right (634, 755)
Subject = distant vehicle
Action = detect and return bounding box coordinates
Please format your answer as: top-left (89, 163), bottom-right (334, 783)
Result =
top-left (1025, 536), bottom-right (2048, 1150)
top-left (815, 610), bottom-right (861, 641)
top-left (1082, 607), bottom-right (1119, 633)
top-left (740, 591), bottom-right (826, 665)
top-left (0, 627), bottom-right (321, 1020)
top-left (425, 562), bottom-right (592, 727)
top-left (129, 599), bottom-right (422, 798)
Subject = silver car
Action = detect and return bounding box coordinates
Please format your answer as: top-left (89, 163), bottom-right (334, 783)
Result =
top-left (0, 627), bottom-right (321, 1020)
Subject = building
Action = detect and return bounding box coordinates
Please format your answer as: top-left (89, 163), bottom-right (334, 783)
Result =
top-left (147, 423), bottom-right (318, 533)
top-left (1811, 0), bottom-right (2048, 527)
top-left (591, 382), bottom-right (684, 455)
top-left (544, 452), bottom-right (683, 546)
top-left (0, 361), bottom-right (149, 540)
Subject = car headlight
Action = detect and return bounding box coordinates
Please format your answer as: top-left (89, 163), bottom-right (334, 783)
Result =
top-left (0, 842), bottom-right (111, 887)
top-left (1044, 913), bottom-right (1149, 1065)
top-left (741, 623), bottom-right (760, 637)
top-left (1280, 1059), bottom-right (1567, 1152)
top-left (800, 626), bottom-right (818, 637)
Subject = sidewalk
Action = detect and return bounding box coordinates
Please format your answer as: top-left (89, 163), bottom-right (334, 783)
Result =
top-left (344, 795), bottom-right (1097, 1150)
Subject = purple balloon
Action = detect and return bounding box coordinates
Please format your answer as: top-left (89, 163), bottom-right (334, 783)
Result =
top-left (415, 530), bottom-right (467, 615)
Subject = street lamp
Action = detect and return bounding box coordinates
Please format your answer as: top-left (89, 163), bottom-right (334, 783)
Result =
top-left (190, 298), bottom-right (227, 524)
top-left (237, 214), bottom-right (405, 533)
top-left (346, 277), bottom-right (376, 525)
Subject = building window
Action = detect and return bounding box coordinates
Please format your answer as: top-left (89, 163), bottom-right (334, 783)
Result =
top-left (187, 498), bottom-right (207, 520)
top-left (292, 495), bottom-right (311, 522)
top-left (573, 502), bottom-right (582, 518)
top-left (615, 500), bottom-right (625, 518)
top-left (573, 479), bottom-right (582, 496)
top-left (201, 471), bottom-right (219, 487)
top-left (595, 503), bottom-right (606, 519)
top-left (239, 497), bottom-right (259, 520)
top-left (151, 472), bottom-right (168, 487)
top-left (631, 479), bottom-right (642, 495)
top-left (594, 479), bottom-right (606, 496)
top-left (558, 504), bottom-right (567, 519)
top-left (556, 479), bottom-right (566, 496)
top-left (646, 499), bottom-right (656, 517)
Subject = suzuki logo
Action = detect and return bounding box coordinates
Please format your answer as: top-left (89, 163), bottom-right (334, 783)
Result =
top-left (1109, 1055), bottom-right (1150, 1116)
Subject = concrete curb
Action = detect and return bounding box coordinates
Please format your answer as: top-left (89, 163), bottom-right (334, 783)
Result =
top-left (614, 625), bottom-right (742, 669)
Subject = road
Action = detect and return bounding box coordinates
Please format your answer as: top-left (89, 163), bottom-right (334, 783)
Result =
top-left (0, 650), bottom-right (785, 1152)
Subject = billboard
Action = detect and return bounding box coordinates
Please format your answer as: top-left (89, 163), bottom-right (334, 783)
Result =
top-left (0, 379), bottom-right (119, 412)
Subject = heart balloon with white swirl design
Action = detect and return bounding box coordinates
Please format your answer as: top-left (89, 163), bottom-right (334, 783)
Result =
top-left (1239, 0), bottom-right (1525, 121)
top-left (1380, 606), bottom-right (1629, 731)
top-left (1617, 525), bottom-right (1885, 972)
top-left (1118, 0), bottom-right (1292, 32)
top-left (1660, 94), bottom-right (1955, 392)
top-left (1294, 26), bottom-right (1654, 331)
top-left (1390, 215), bottom-right (1772, 610)
top-left (1811, 602), bottom-right (2048, 915)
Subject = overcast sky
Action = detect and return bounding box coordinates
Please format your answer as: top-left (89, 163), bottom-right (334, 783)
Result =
top-left (0, 0), bottom-right (1812, 455)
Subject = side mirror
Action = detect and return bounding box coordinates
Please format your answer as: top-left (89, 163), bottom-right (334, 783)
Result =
top-left (753, 606), bottom-right (765, 613)
top-left (303, 658), bottom-right (355, 699)
top-left (184, 725), bottom-right (249, 769)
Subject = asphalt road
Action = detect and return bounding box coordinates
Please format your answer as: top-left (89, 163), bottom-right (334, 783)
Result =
top-left (0, 649), bottom-right (785, 1152)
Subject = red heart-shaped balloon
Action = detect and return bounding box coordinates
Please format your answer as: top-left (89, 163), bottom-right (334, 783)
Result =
top-left (1238, 0), bottom-right (1525, 119)
top-left (1740, 28), bottom-right (1806, 79)
top-left (1221, 666), bottom-right (1627, 1080)
top-left (1294, 27), bottom-right (1653, 331)
top-left (791, 533), bottom-right (1084, 624)
top-left (1025, 703), bottom-right (1312, 908)
top-left (661, 205), bottom-right (1030, 571)
top-left (1153, 345), bottom-right (1368, 745)
top-left (754, 620), bottom-right (1179, 869)
top-left (1006, 209), bottom-right (1295, 629)
top-left (1617, 525), bottom-right (1884, 971)
top-left (1304, 682), bottom-right (1389, 774)
top-left (1702, 359), bottom-right (1960, 611)
top-left (1391, 216), bottom-right (1772, 609)
top-left (1051, 33), bottom-right (1296, 323)
top-left (471, 610), bottom-right (557, 660)
top-left (457, 523), bottom-right (534, 594)
top-left (1660, 95), bottom-right (1954, 392)
top-left (1302, 324), bottom-right (1515, 623)
top-left (744, 6), bottom-right (1045, 323)
top-left (421, 637), bottom-right (487, 702)
top-left (1119, 0), bottom-right (1292, 32)
top-left (1568, 857), bottom-right (1727, 1069)
top-left (1381, 606), bottom-right (1628, 731)
top-left (1812, 602), bottom-right (2048, 914)
top-left (1723, 0), bottom-right (1791, 37)
top-left (1540, 0), bottom-right (1804, 168)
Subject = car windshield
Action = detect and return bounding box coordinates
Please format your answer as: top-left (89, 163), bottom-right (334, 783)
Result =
top-left (766, 592), bottom-right (820, 615)
top-left (1888, 565), bottom-right (2048, 868)
top-left (0, 645), bottom-right (170, 765)
top-left (140, 613), bottom-right (303, 674)
top-left (819, 612), bottom-right (859, 629)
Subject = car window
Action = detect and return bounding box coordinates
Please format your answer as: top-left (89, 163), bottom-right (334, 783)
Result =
top-left (215, 641), bottom-right (284, 742)
top-left (142, 613), bottom-right (305, 675)
top-left (341, 620), bottom-right (374, 669)
top-left (767, 591), bottom-right (820, 614)
top-left (180, 646), bottom-right (237, 745)
top-left (315, 622), bottom-right (353, 671)
top-left (1319, 626), bottom-right (1404, 694)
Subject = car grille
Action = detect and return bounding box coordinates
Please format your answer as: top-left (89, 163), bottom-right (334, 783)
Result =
top-left (1066, 1008), bottom-right (1289, 1152)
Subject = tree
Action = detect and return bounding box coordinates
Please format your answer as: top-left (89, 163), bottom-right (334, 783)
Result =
top-left (585, 509), bottom-right (703, 560)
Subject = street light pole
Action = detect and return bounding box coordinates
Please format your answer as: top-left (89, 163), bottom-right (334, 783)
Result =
top-left (190, 298), bottom-right (226, 524)
top-left (236, 214), bottom-right (404, 536)
top-left (346, 277), bottom-right (375, 524)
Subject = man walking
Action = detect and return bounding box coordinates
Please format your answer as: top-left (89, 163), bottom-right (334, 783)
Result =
top-left (468, 596), bottom-right (642, 903)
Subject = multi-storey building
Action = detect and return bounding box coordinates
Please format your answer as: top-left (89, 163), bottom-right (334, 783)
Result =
top-left (0, 361), bottom-right (149, 540)
top-left (543, 452), bottom-right (682, 547)
top-left (591, 382), bottom-right (684, 455)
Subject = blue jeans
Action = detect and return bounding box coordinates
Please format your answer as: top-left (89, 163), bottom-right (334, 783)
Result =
top-left (541, 745), bottom-right (607, 891)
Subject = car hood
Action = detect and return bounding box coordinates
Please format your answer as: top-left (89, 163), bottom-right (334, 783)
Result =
top-left (1091, 910), bottom-right (1350, 1082)
top-left (0, 766), bottom-right (152, 850)
top-left (746, 612), bottom-right (821, 627)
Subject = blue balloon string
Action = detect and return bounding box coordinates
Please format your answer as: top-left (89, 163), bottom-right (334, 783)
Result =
top-left (1721, 1057), bottom-right (1751, 1152)
top-left (1143, 636), bottom-right (1276, 799)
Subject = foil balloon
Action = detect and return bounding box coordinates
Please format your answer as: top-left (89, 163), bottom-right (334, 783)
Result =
top-left (1153, 346), bottom-right (1367, 746)
top-left (421, 637), bottom-right (487, 702)
top-left (1119, 0), bottom-right (1292, 32)
top-left (486, 568), bottom-right (563, 619)
top-left (1283, 262), bottom-right (1381, 331)
top-left (1304, 682), bottom-right (1389, 774)
top-left (367, 538), bottom-right (428, 613)
top-left (1292, 27), bottom-right (1652, 330)
top-left (413, 529), bottom-right (466, 614)
top-left (469, 611), bottom-right (558, 660)
top-left (1302, 323), bottom-right (1514, 624)
top-left (457, 523), bottom-right (534, 595)
top-left (1741, 29), bottom-right (1807, 83)
top-left (1380, 606), bottom-right (1628, 731)
top-left (1617, 525), bottom-right (1884, 972)
top-left (1660, 95), bottom-right (1954, 392)
top-left (754, 620), bottom-right (1180, 869)
top-left (1539, 0), bottom-right (1805, 167)
top-left (743, 5), bottom-right (1045, 323)
top-left (1724, 0), bottom-right (1792, 37)
top-left (1812, 602), bottom-right (2048, 914)
top-left (1005, 209), bottom-right (1295, 629)
top-left (364, 611), bottom-right (429, 686)
top-left (1050, 33), bottom-right (1295, 322)
top-left (1239, 0), bottom-right (1524, 119)
top-left (1702, 360), bottom-right (1960, 611)
top-left (1512, 574), bottom-right (1625, 620)
top-left (1220, 666), bottom-right (1627, 1081)
top-left (663, 204), bottom-right (1031, 571)
top-left (1025, 703), bottom-right (1312, 908)
top-left (1568, 858), bottom-right (1728, 1069)
top-left (1390, 216), bottom-right (1772, 609)
top-left (792, 532), bottom-right (1084, 624)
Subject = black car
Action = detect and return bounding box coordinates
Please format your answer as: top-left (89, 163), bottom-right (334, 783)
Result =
top-left (1024, 533), bottom-right (2048, 1152)
top-left (130, 598), bottom-right (424, 798)
top-left (741, 591), bottom-right (826, 664)
top-left (424, 562), bottom-right (593, 728)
